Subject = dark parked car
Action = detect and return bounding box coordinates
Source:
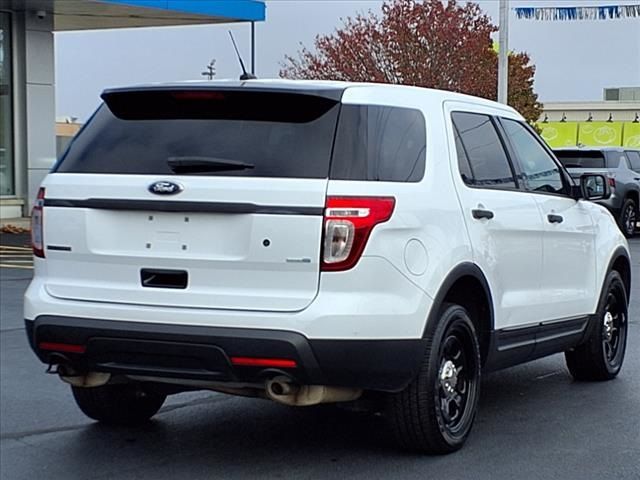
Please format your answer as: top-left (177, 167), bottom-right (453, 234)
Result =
top-left (554, 147), bottom-right (640, 237)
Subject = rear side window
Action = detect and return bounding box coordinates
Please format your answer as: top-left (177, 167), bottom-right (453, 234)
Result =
top-left (55, 90), bottom-right (340, 179)
top-left (451, 112), bottom-right (516, 189)
top-left (331, 105), bottom-right (426, 182)
top-left (625, 151), bottom-right (640, 172)
top-left (606, 151), bottom-right (626, 169)
top-left (554, 151), bottom-right (606, 169)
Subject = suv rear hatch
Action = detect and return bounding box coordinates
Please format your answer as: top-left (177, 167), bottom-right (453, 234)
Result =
top-left (41, 87), bottom-right (342, 312)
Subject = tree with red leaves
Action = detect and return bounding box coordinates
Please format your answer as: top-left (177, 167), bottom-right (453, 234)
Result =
top-left (281, 0), bottom-right (542, 124)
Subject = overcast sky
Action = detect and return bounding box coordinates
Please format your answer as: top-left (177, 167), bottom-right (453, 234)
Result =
top-left (54, 0), bottom-right (640, 120)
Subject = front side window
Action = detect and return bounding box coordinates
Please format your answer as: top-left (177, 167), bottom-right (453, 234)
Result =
top-left (451, 112), bottom-right (516, 189)
top-left (0, 12), bottom-right (14, 195)
top-left (501, 119), bottom-right (565, 195)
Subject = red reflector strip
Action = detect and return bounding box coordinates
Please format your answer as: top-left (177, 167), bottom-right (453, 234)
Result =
top-left (39, 342), bottom-right (86, 354)
top-left (230, 357), bottom-right (297, 368)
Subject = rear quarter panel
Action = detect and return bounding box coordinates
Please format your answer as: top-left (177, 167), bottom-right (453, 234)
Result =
top-left (330, 86), bottom-right (473, 314)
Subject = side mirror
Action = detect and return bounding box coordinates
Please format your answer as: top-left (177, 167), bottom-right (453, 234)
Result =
top-left (577, 174), bottom-right (611, 201)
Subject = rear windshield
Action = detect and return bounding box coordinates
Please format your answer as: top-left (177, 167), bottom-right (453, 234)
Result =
top-left (554, 150), bottom-right (606, 169)
top-left (55, 90), bottom-right (426, 182)
top-left (56, 90), bottom-right (341, 179)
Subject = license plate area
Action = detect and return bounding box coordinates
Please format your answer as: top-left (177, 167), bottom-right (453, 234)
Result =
top-left (140, 268), bottom-right (188, 289)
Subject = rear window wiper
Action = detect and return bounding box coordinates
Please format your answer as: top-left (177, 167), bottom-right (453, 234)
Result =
top-left (167, 156), bottom-right (255, 174)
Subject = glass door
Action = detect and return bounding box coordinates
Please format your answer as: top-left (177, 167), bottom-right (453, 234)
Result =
top-left (0, 12), bottom-right (14, 196)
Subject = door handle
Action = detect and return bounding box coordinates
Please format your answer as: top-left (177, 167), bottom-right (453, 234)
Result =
top-left (472, 209), bottom-right (494, 220)
top-left (547, 214), bottom-right (564, 224)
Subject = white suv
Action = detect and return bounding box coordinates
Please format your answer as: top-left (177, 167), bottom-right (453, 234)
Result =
top-left (25, 80), bottom-right (631, 454)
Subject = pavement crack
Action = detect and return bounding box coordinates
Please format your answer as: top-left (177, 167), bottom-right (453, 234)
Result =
top-left (157, 393), bottom-right (233, 416)
top-left (1, 423), bottom-right (89, 440)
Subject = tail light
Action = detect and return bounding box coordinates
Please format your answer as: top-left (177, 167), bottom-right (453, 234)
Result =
top-left (31, 187), bottom-right (45, 258)
top-left (321, 196), bottom-right (395, 272)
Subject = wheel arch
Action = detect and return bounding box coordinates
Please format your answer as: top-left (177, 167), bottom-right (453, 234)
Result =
top-left (607, 247), bottom-right (631, 301)
top-left (624, 188), bottom-right (640, 209)
top-left (422, 263), bottom-right (494, 365)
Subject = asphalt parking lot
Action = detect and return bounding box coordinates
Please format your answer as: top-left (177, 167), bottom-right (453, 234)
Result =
top-left (1, 233), bottom-right (639, 480)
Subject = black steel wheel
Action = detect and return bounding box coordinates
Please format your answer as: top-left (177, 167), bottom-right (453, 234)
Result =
top-left (387, 303), bottom-right (481, 454)
top-left (618, 199), bottom-right (637, 238)
top-left (72, 383), bottom-right (166, 425)
top-left (566, 270), bottom-right (628, 381)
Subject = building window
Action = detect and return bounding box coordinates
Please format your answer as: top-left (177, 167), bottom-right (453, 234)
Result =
top-left (0, 12), bottom-right (14, 196)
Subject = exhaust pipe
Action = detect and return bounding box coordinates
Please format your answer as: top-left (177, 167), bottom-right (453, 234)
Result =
top-left (59, 367), bottom-right (111, 388)
top-left (266, 376), bottom-right (362, 406)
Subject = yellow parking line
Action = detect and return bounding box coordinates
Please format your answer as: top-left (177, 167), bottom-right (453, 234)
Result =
top-left (0, 246), bottom-right (31, 251)
top-left (0, 264), bottom-right (34, 269)
top-left (0, 259), bottom-right (33, 263)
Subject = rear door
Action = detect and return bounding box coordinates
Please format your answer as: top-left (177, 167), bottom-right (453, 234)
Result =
top-left (41, 87), bottom-right (342, 312)
top-left (447, 109), bottom-right (545, 330)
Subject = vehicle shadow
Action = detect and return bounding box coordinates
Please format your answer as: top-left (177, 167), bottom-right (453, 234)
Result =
top-left (20, 350), bottom-right (639, 480)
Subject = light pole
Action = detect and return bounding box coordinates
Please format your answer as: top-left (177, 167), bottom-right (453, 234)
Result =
top-left (498, 0), bottom-right (509, 104)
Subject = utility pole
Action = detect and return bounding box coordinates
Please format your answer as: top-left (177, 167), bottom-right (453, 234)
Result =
top-left (498, 0), bottom-right (509, 104)
top-left (201, 59), bottom-right (216, 80)
top-left (251, 21), bottom-right (256, 75)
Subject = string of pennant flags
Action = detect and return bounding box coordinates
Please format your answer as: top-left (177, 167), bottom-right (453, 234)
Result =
top-left (514, 3), bottom-right (640, 21)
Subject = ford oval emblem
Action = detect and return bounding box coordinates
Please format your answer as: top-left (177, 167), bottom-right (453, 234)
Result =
top-left (149, 181), bottom-right (183, 195)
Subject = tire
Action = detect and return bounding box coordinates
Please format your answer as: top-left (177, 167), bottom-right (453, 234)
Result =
top-left (387, 303), bottom-right (481, 454)
top-left (618, 199), bottom-right (637, 238)
top-left (565, 270), bottom-right (628, 381)
top-left (72, 383), bottom-right (166, 425)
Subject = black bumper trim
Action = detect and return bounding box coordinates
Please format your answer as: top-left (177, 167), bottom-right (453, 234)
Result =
top-left (26, 316), bottom-right (426, 392)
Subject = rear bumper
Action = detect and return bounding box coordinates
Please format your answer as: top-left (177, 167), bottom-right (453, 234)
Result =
top-left (25, 316), bottom-right (426, 392)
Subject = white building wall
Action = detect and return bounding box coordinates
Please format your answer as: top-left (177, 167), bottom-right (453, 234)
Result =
top-left (3, 10), bottom-right (55, 218)
top-left (24, 11), bottom-right (55, 213)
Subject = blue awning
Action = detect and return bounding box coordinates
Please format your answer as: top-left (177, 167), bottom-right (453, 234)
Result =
top-left (99, 0), bottom-right (265, 22)
top-left (0, 0), bottom-right (265, 30)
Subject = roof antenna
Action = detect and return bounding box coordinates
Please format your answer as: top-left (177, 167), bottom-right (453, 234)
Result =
top-left (228, 31), bottom-right (256, 81)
